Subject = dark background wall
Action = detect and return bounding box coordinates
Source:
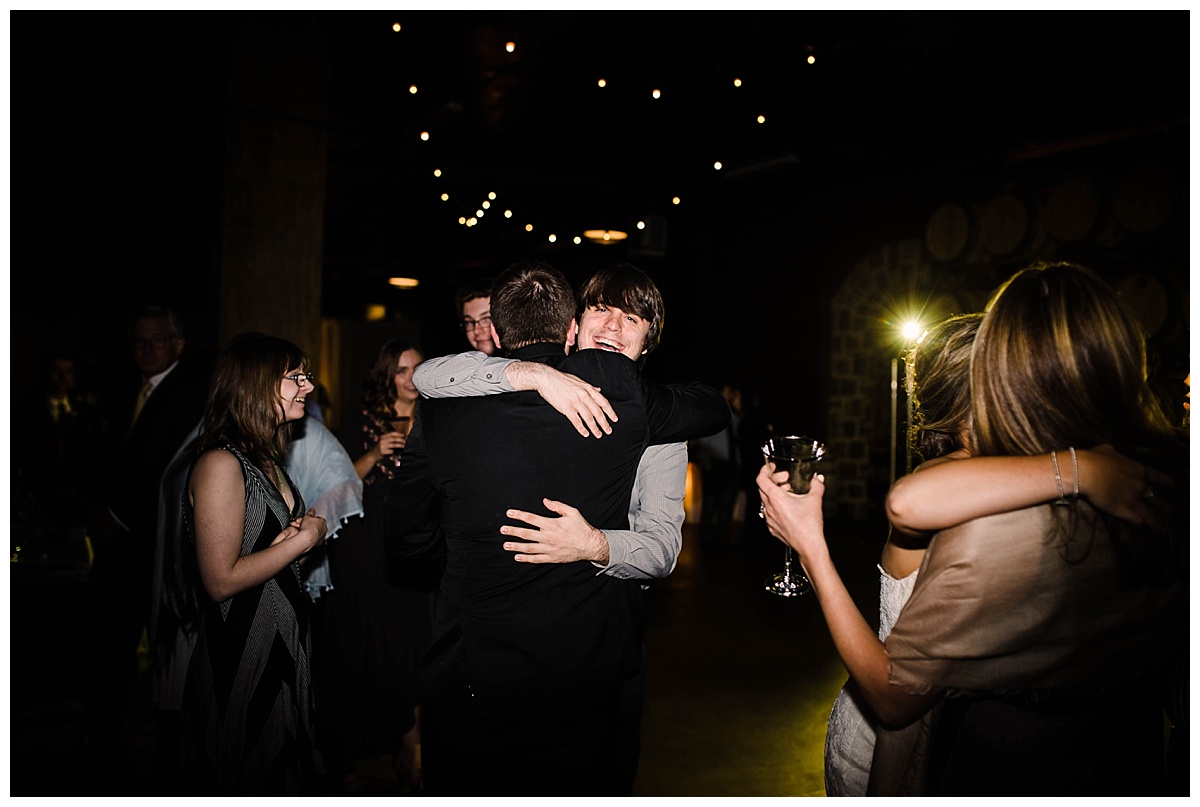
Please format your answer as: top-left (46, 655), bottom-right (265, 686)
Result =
top-left (10, 10), bottom-right (1190, 519)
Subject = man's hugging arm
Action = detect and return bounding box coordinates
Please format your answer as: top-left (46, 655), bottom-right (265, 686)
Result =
top-left (640, 379), bottom-right (731, 445)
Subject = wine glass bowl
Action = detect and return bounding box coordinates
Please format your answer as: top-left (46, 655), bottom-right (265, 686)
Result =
top-left (761, 436), bottom-right (825, 597)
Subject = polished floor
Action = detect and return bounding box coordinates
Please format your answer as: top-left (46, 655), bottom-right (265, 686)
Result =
top-left (9, 516), bottom-right (888, 797)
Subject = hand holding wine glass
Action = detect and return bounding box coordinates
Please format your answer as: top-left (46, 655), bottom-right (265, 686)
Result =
top-left (759, 436), bottom-right (825, 597)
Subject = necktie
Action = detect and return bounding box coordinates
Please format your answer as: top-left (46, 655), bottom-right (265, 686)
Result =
top-left (130, 381), bottom-right (153, 428)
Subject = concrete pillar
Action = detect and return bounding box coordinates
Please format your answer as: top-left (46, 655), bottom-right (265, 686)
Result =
top-left (219, 17), bottom-right (329, 362)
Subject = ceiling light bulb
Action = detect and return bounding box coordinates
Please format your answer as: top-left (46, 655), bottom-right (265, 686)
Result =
top-left (476, 209), bottom-right (484, 217)
top-left (420, 131), bottom-right (429, 141)
top-left (574, 236), bottom-right (582, 244)
top-left (458, 217), bottom-right (466, 224)
top-left (504, 210), bottom-right (512, 218)
top-left (389, 277), bottom-right (419, 288)
top-left (506, 41), bottom-right (515, 53)
top-left (409, 85), bottom-right (418, 94)
top-left (807, 55), bottom-right (815, 64)
top-left (433, 168), bottom-right (442, 177)
top-left (714, 161), bottom-right (722, 170)
top-left (482, 200), bottom-right (491, 209)
top-left (637, 221), bottom-right (645, 230)
top-left (440, 193), bottom-right (449, 201)
top-left (548, 234), bottom-right (556, 242)
top-left (525, 223), bottom-right (533, 232)
top-left (488, 192), bottom-right (497, 200)
top-left (652, 89), bottom-right (661, 99)
top-left (733, 78), bottom-right (742, 87)
top-left (672, 196), bottom-right (681, 205)
top-left (392, 23), bottom-right (401, 32)
top-left (757, 115), bottom-right (766, 124)
top-left (598, 78), bottom-right (607, 88)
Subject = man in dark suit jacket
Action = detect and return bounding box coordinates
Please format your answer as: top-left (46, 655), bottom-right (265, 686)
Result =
top-left (383, 261), bottom-right (727, 796)
top-left (85, 305), bottom-right (210, 784)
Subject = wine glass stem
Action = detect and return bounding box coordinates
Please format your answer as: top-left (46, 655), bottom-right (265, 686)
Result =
top-left (783, 547), bottom-right (795, 582)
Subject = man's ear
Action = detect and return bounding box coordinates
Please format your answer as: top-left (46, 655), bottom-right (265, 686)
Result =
top-left (566, 319), bottom-right (578, 352)
top-left (490, 322), bottom-right (502, 350)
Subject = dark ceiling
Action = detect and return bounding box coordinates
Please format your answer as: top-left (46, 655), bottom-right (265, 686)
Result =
top-left (312, 10), bottom-right (1190, 305)
top-left (12, 10), bottom-right (1191, 372)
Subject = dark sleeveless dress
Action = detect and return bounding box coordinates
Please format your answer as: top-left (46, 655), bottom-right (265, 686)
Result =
top-left (181, 443), bottom-right (322, 794)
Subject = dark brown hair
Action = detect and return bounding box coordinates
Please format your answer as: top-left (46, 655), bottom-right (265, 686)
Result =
top-left (362, 339), bottom-right (421, 419)
top-left (199, 333), bottom-right (307, 468)
top-left (489, 260), bottom-right (576, 351)
top-left (577, 263), bottom-right (665, 358)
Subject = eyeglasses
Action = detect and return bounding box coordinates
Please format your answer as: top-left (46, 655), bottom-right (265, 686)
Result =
top-left (461, 315), bottom-right (492, 332)
top-left (283, 373), bottom-right (315, 387)
top-left (131, 334), bottom-right (177, 349)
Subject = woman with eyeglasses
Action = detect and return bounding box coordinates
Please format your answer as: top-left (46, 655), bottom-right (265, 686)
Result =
top-left (315, 338), bottom-right (431, 794)
top-left (180, 333), bottom-right (327, 794)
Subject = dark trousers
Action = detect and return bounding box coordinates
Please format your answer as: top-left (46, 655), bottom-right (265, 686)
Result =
top-left (422, 683), bottom-right (623, 796)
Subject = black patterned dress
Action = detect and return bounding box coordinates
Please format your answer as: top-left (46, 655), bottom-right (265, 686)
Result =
top-left (181, 443), bottom-right (322, 794)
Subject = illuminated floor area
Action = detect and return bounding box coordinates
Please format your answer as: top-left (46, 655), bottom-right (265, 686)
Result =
top-left (9, 518), bottom-right (886, 797)
top-left (631, 519), bottom-right (883, 797)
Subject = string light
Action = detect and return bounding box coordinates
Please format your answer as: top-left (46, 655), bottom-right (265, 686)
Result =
top-left (392, 22), bottom-right (401, 32)
top-left (397, 33), bottom-right (804, 256)
top-left (808, 55), bottom-right (816, 64)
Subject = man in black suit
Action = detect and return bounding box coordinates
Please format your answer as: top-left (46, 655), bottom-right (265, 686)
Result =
top-left (383, 261), bottom-right (727, 796)
top-left (85, 305), bottom-right (210, 786)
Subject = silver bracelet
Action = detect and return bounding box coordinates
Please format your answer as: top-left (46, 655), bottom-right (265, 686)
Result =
top-left (1051, 447), bottom-right (1078, 507)
top-left (1052, 449), bottom-right (1068, 506)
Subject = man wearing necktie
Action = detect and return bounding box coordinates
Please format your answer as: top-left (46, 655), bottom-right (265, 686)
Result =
top-left (85, 305), bottom-right (210, 788)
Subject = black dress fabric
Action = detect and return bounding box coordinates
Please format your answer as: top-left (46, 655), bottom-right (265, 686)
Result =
top-left (181, 443), bottom-right (321, 795)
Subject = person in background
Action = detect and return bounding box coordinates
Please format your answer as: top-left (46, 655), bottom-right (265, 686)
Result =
top-left (761, 262), bottom-right (1186, 795)
top-left (12, 347), bottom-right (107, 556)
top-left (317, 338), bottom-right (432, 794)
top-left (85, 305), bottom-right (210, 786)
top-left (180, 333), bottom-right (326, 794)
top-left (455, 277), bottom-right (496, 355)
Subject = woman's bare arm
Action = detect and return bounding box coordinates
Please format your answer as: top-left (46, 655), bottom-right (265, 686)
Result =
top-left (190, 450), bottom-right (326, 602)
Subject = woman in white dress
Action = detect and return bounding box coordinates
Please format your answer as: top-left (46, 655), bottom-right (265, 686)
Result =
top-left (822, 311), bottom-right (1165, 796)
top-left (824, 314), bottom-right (980, 796)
